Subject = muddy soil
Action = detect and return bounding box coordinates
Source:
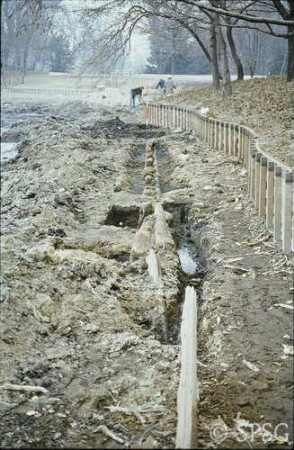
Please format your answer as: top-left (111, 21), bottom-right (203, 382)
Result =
top-left (161, 136), bottom-right (293, 448)
top-left (0, 93), bottom-right (293, 449)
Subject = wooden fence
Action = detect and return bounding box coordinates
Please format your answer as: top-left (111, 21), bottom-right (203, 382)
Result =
top-left (144, 103), bottom-right (294, 253)
top-left (1, 87), bottom-right (94, 95)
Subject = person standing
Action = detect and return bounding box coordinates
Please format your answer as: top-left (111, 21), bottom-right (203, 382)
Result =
top-left (165, 76), bottom-right (176, 94)
top-left (130, 86), bottom-right (144, 108)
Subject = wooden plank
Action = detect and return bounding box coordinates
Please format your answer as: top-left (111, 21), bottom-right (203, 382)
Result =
top-left (146, 249), bottom-right (160, 285)
top-left (176, 286), bottom-right (198, 449)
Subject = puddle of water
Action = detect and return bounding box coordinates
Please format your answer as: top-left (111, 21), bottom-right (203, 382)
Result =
top-left (1, 142), bottom-right (18, 163)
top-left (178, 247), bottom-right (200, 275)
top-left (1, 111), bottom-right (46, 131)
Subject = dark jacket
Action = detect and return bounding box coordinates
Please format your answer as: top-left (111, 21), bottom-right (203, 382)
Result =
top-left (156, 79), bottom-right (165, 89)
top-left (131, 87), bottom-right (143, 98)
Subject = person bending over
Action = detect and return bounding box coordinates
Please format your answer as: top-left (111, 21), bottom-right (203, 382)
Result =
top-left (130, 86), bottom-right (144, 108)
top-left (156, 78), bottom-right (166, 90)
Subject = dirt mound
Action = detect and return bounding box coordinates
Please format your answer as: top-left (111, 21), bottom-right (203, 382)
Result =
top-left (169, 76), bottom-right (294, 167)
top-left (86, 118), bottom-right (166, 140)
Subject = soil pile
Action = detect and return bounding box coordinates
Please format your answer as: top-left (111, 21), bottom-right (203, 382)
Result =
top-left (0, 102), bottom-right (179, 448)
top-left (164, 76), bottom-right (294, 167)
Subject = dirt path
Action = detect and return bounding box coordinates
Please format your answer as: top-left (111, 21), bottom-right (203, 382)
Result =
top-left (0, 93), bottom-right (293, 448)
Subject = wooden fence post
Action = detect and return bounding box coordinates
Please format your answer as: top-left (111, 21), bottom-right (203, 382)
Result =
top-left (204, 117), bottom-right (207, 142)
top-left (224, 123), bottom-right (229, 154)
top-left (282, 171), bottom-right (294, 252)
top-left (254, 153), bottom-right (261, 209)
top-left (208, 119), bottom-right (211, 145)
top-left (211, 120), bottom-right (215, 147)
top-left (200, 116), bottom-right (203, 140)
top-left (165, 105), bottom-right (168, 128)
top-left (219, 123), bottom-right (224, 151)
top-left (249, 150), bottom-right (256, 200)
top-left (259, 156), bottom-right (267, 218)
top-left (214, 121), bottom-right (218, 148)
top-left (181, 108), bottom-right (184, 130)
top-left (228, 124), bottom-right (232, 155)
top-left (266, 161), bottom-right (275, 231)
top-left (274, 166), bottom-right (282, 245)
top-left (175, 107), bottom-right (178, 129)
top-left (212, 120), bottom-right (216, 148)
top-left (243, 130), bottom-right (250, 168)
top-left (237, 125), bottom-right (241, 161)
top-left (200, 115), bottom-right (204, 139)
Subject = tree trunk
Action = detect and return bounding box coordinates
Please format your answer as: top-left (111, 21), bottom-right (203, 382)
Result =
top-left (171, 53), bottom-right (176, 75)
top-left (210, 19), bottom-right (221, 90)
top-left (287, 25), bottom-right (294, 81)
top-left (226, 19), bottom-right (244, 80)
top-left (216, 19), bottom-right (232, 97)
top-left (21, 50), bottom-right (28, 84)
top-left (171, 31), bottom-right (176, 75)
top-left (16, 51), bottom-right (22, 72)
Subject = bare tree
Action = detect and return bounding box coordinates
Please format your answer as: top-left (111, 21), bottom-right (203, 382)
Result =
top-left (177, 0), bottom-right (294, 80)
top-left (79, 0), bottom-right (294, 94)
top-left (245, 28), bottom-right (261, 77)
top-left (4, 0), bottom-right (293, 88)
top-left (1, 0), bottom-right (59, 82)
top-left (215, 12), bottom-right (232, 96)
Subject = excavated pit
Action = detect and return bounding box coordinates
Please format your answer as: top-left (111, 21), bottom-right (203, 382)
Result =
top-left (104, 204), bottom-right (141, 228)
top-left (88, 119), bottom-right (166, 140)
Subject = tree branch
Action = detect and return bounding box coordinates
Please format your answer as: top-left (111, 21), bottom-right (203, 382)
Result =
top-left (175, 0), bottom-right (294, 26)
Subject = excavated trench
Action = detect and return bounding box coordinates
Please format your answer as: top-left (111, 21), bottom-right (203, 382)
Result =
top-left (0, 108), bottom-right (219, 449)
top-left (152, 136), bottom-right (208, 342)
top-left (120, 129), bottom-right (207, 345)
top-left (98, 120), bottom-right (208, 348)
top-left (164, 205), bottom-right (208, 344)
top-left (169, 206), bottom-right (207, 283)
top-left (127, 143), bottom-right (146, 194)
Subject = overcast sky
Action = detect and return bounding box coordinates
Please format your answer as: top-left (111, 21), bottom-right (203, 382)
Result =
top-left (126, 32), bottom-right (151, 72)
top-left (63, 0), bottom-right (151, 72)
